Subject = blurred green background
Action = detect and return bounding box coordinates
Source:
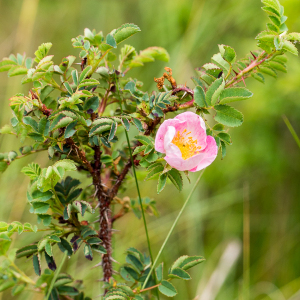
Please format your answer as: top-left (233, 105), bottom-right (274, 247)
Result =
top-left (0, 0), bottom-right (300, 299)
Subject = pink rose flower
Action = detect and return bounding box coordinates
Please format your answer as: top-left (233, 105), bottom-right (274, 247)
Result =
top-left (154, 112), bottom-right (218, 172)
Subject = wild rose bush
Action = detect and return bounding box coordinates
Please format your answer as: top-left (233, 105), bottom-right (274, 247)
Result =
top-left (0, 0), bottom-right (299, 299)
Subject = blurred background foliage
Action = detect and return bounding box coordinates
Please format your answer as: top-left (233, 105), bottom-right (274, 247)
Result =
top-left (0, 0), bottom-right (300, 299)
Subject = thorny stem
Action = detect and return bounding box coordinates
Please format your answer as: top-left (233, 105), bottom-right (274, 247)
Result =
top-left (66, 137), bottom-right (113, 286)
top-left (225, 50), bottom-right (275, 88)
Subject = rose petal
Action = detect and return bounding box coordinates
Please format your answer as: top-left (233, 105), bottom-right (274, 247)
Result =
top-left (164, 126), bottom-right (182, 158)
top-left (174, 112), bottom-right (207, 148)
top-left (189, 135), bottom-right (218, 172)
top-left (155, 118), bottom-right (185, 153)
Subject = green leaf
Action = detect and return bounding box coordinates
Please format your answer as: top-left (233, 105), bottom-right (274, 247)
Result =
top-left (218, 44), bottom-right (236, 63)
top-left (0, 59), bottom-right (18, 72)
top-left (113, 23), bottom-right (141, 44)
top-left (211, 53), bottom-right (230, 72)
top-left (167, 169), bottom-right (183, 191)
top-left (287, 32), bottom-right (300, 42)
top-left (219, 87), bottom-right (253, 104)
top-left (157, 173), bottom-right (168, 194)
top-left (0, 280), bottom-right (15, 292)
top-left (120, 117), bottom-right (130, 131)
top-left (262, 0), bottom-right (280, 13)
top-left (260, 66), bottom-right (277, 78)
top-left (194, 86), bottom-right (207, 108)
top-left (169, 267), bottom-right (191, 280)
top-left (83, 96), bottom-right (99, 112)
top-left (72, 69), bottom-right (78, 86)
top-left (32, 190), bottom-right (53, 201)
top-left (28, 133), bottom-right (44, 142)
top-left (106, 33), bottom-right (117, 48)
top-left (79, 66), bottom-right (92, 83)
top-left (282, 40), bottom-right (298, 56)
top-left (129, 46), bottom-right (170, 68)
top-left (108, 122), bottom-right (117, 141)
top-left (178, 255), bottom-right (206, 270)
top-left (32, 202), bottom-right (50, 214)
top-left (57, 286), bottom-right (79, 296)
top-left (45, 242), bottom-right (53, 256)
top-left (52, 116), bottom-right (73, 130)
top-left (64, 120), bottom-right (78, 139)
top-left (132, 118), bottom-right (144, 132)
top-left (221, 141), bottom-right (226, 159)
top-left (33, 254), bottom-right (41, 275)
top-left (262, 6), bottom-right (281, 17)
top-left (11, 283), bottom-right (26, 296)
top-left (255, 30), bottom-right (277, 42)
top-left (158, 280), bottom-right (177, 297)
top-left (132, 145), bottom-right (146, 155)
top-left (156, 263), bottom-right (163, 282)
top-left (145, 165), bottom-right (164, 180)
top-left (23, 116), bottom-right (39, 132)
top-left (126, 254), bottom-right (144, 271)
top-left (269, 15), bottom-right (281, 27)
top-left (144, 144), bottom-right (153, 155)
top-left (202, 63), bottom-right (222, 78)
top-left (0, 161), bottom-right (8, 173)
top-left (21, 163), bottom-right (41, 180)
top-left (8, 66), bottom-right (28, 77)
top-left (268, 61), bottom-right (287, 73)
top-left (135, 135), bottom-right (152, 145)
top-left (78, 78), bottom-right (100, 89)
top-left (214, 105), bottom-right (244, 127)
top-left (217, 132), bottom-right (231, 144)
top-left (206, 78), bottom-right (225, 106)
top-left (54, 159), bottom-right (77, 171)
top-left (251, 73), bottom-right (265, 83)
top-left (34, 43), bottom-right (52, 63)
top-left (145, 150), bottom-right (158, 163)
top-left (213, 123), bottom-right (225, 131)
top-left (89, 124), bottom-right (111, 136)
top-left (63, 82), bottom-right (73, 95)
top-left (58, 238), bottom-right (73, 256)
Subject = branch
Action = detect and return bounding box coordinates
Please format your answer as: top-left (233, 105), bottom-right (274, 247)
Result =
top-left (225, 50), bottom-right (275, 88)
top-left (4, 148), bottom-right (47, 163)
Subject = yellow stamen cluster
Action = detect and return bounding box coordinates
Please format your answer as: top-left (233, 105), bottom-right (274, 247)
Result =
top-left (172, 129), bottom-right (201, 160)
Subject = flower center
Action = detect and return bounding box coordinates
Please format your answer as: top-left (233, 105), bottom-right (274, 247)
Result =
top-left (172, 129), bottom-right (201, 160)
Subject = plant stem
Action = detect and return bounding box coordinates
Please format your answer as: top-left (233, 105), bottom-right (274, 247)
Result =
top-left (115, 77), bottom-right (159, 298)
top-left (4, 148), bottom-right (46, 163)
top-left (282, 115), bottom-right (300, 150)
top-left (225, 50), bottom-right (275, 88)
top-left (142, 169), bottom-right (205, 289)
top-left (45, 251), bottom-right (68, 300)
top-left (8, 258), bottom-right (36, 285)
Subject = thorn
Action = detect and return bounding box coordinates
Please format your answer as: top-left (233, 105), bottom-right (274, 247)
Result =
top-left (241, 77), bottom-right (246, 87)
top-left (233, 70), bottom-right (238, 76)
top-left (95, 202), bottom-right (100, 209)
top-left (250, 51), bottom-right (257, 59)
top-left (112, 270), bottom-right (119, 274)
top-left (111, 229), bottom-right (120, 232)
top-left (92, 261), bottom-right (102, 269)
top-left (111, 257), bottom-right (120, 264)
